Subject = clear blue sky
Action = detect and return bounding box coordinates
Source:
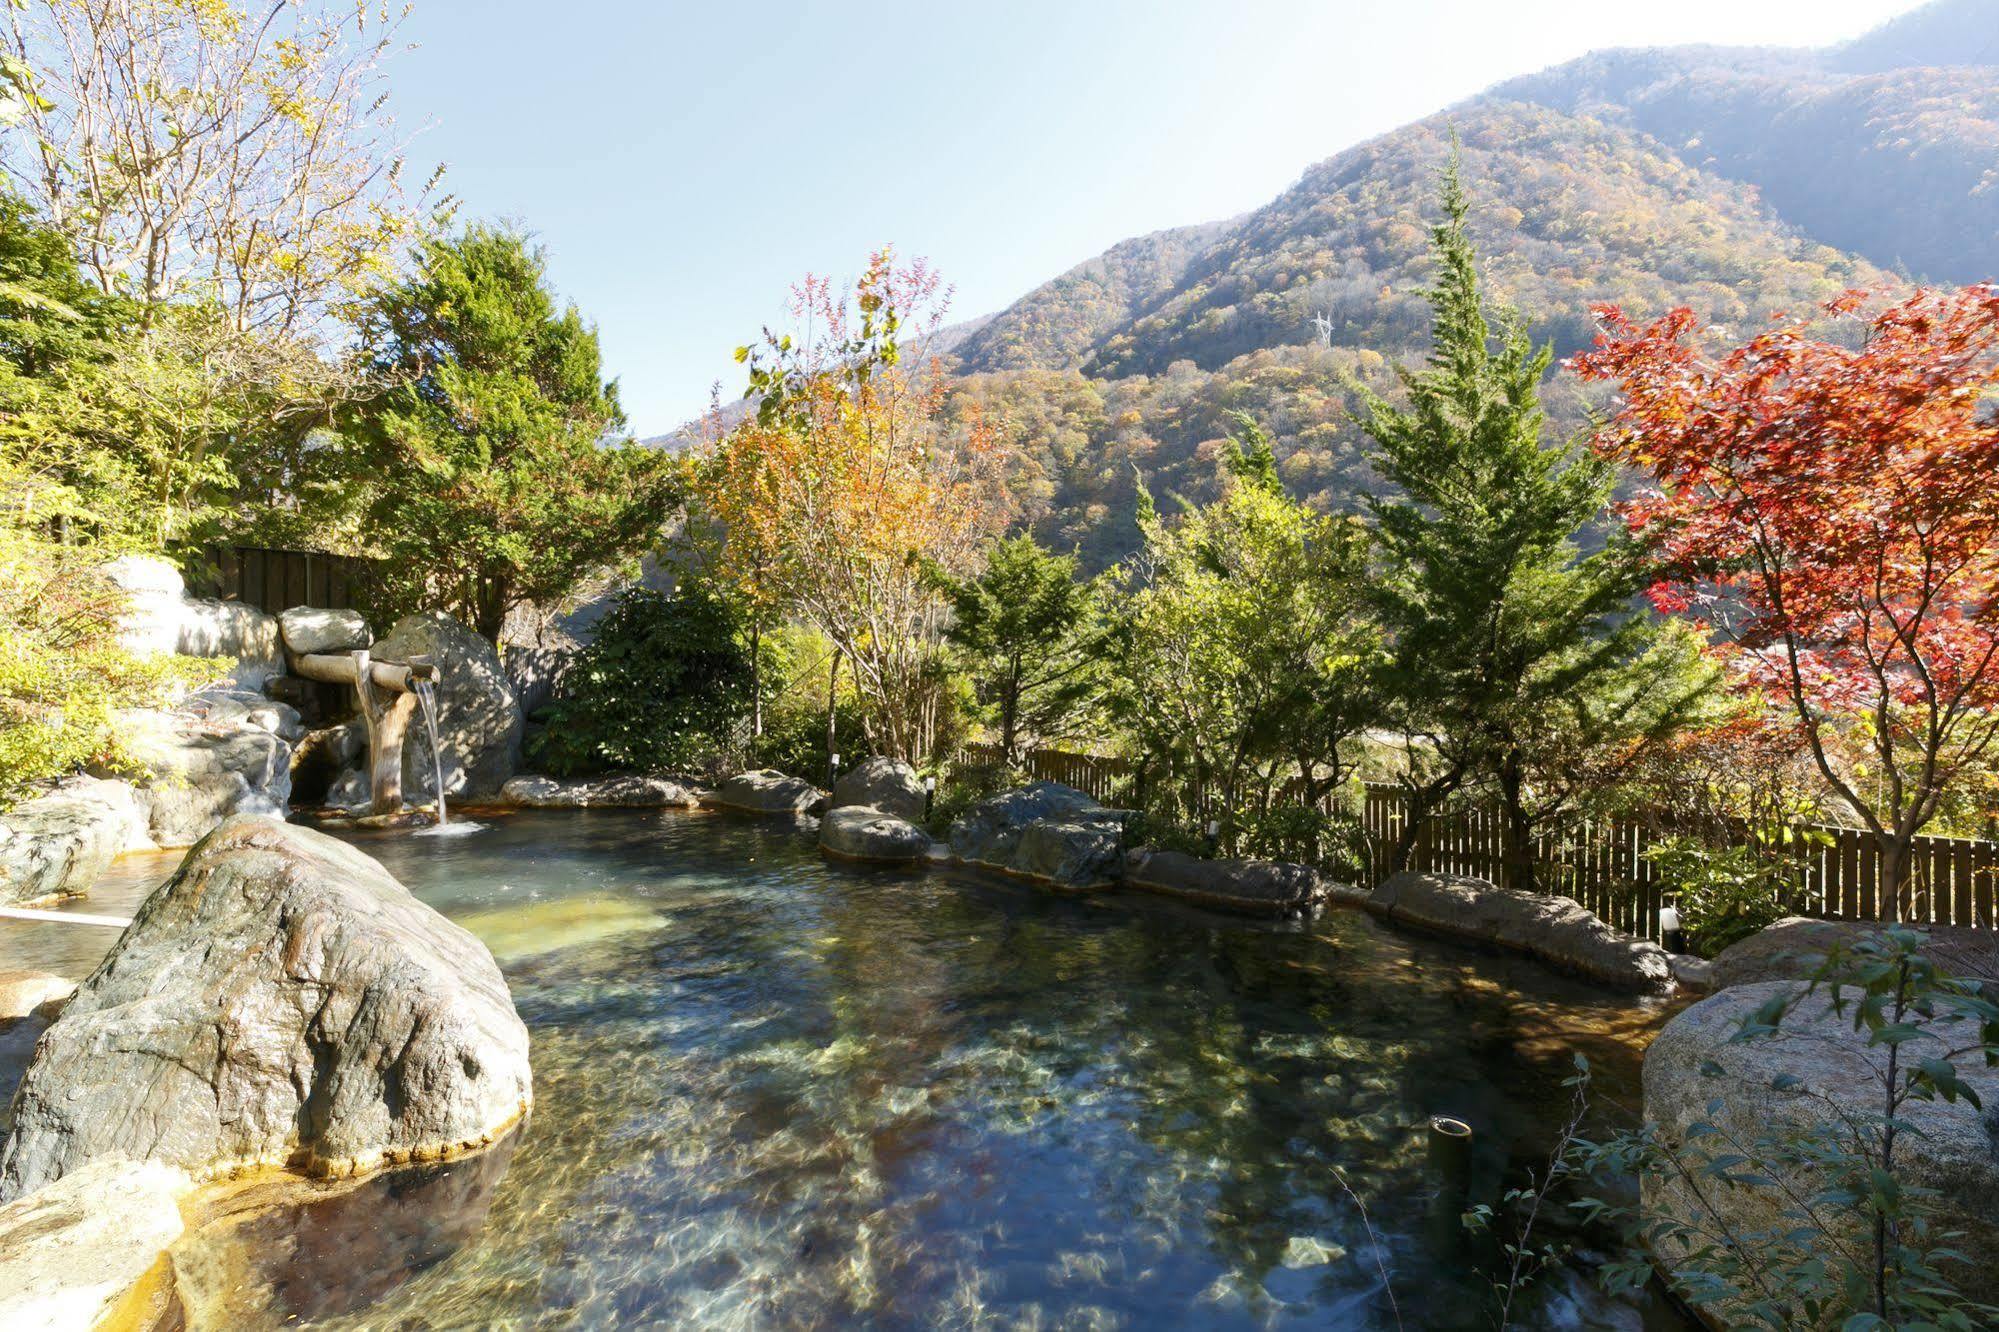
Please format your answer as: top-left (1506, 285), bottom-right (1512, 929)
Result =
top-left (390, 0), bottom-right (1920, 436)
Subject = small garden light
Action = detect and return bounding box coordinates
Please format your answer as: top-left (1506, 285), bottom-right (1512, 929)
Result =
top-left (1659, 903), bottom-right (1685, 954)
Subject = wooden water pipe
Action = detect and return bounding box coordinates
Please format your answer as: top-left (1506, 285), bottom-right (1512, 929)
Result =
top-left (293, 649), bottom-right (438, 814)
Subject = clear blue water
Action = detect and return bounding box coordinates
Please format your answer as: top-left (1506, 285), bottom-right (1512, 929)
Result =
top-left (3, 809), bottom-right (1688, 1329)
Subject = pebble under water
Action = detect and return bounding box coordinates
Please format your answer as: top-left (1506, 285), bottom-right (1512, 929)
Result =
top-left (11, 809), bottom-right (1695, 1329)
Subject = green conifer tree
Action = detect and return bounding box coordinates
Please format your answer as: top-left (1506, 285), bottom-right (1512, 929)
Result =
top-left (1356, 146), bottom-right (1709, 889)
top-left (348, 224), bottom-right (682, 643)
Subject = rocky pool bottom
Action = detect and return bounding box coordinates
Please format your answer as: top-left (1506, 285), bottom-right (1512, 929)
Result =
top-left (2, 809), bottom-right (1692, 1329)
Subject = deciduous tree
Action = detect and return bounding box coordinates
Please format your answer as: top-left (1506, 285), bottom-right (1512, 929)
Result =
top-left (1575, 283), bottom-right (1999, 909)
top-left (697, 251), bottom-right (1012, 762)
top-left (5, 0), bottom-right (436, 339)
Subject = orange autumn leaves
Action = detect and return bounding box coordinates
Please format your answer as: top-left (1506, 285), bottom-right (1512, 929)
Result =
top-left (693, 252), bottom-right (1014, 758)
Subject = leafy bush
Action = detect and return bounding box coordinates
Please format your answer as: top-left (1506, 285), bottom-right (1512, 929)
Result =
top-left (530, 583), bottom-right (761, 777)
top-left (0, 536), bottom-right (217, 808)
top-left (1646, 835), bottom-right (1800, 958)
top-left (925, 756), bottom-right (1031, 835)
top-left (747, 692), bottom-right (870, 786)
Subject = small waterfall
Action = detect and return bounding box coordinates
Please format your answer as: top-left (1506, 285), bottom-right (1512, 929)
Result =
top-left (413, 678), bottom-right (449, 828)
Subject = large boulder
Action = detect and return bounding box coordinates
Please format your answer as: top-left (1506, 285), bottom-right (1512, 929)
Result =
top-left (819, 805), bottom-right (931, 862)
top-left (278, 605), bottom-right (372, 657)
top-left (1644, 981), bottom-right (1999, 1307)
top-left (0, 816), bottom-right (533, 1198)
top-left (103, 707), bottom-right (293, 848)
top-left (500, 773), bottom-right (702, 808)
top-left (830, 757), bottom-right (926, 821)
top-left (948, 781), bottom-right (1133, 889)
top-left (0, 777), bottom-right (153, 906)
top-left (709, 769), bottom-right (825, 816)
top-left (102, 555), bottom-right (285, 689)
top-left (1710, 916), bottom-right (1999, 990)
top-left (370, 613), bottom-right (523, 800)
top-left (1367, 872), bottom-right (1675, 993)
top-left (0, 1159), bottom-right (190, 1332)
top-left (1121, 847), bottom-right (1348, 916)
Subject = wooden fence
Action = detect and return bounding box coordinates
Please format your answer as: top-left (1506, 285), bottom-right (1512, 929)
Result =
top-left (958, 744), bottom-right (1999, 941)
top-left (189, 545), bottom-right (382, 617)
top-left (959, 742), bottom-right (1132, 803)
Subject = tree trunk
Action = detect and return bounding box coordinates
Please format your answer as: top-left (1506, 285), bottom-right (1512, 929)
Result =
top-left (473, 575), bottom-right (508, 647)
top-left (1880, 836), bottom-right (1911, 924)
top-left (1498, 749), bottom-right (1536, 896)
top-left (750, 618), bottom-right (764, 738)
top-left (825, 650), bottom-right (841, 780)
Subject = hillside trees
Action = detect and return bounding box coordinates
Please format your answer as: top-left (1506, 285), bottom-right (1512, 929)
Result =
top-left (1576, 283), bottom-right (1999, 910)
top-left (346, 224), bottom-right (683, 644)
top-left (1358, 154), bottom-right (1711, 890)
top-left (696, 251), bottom-right (1013, 762)
top-left (1117, 415), bottom-right (1381, 847)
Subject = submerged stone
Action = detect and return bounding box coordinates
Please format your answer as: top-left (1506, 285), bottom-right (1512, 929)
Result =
top-left (452, 894), bottom-right (665, 962)
top-left (0, 816), bottom-right (532, 1198)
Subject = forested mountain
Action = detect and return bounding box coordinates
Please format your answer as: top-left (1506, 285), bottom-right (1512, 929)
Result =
top-left (917, 0), bottom-right (1998, 569)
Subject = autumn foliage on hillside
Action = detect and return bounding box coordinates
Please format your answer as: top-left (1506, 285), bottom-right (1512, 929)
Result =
top-left (1576, 283), bottom-right (1999, 897)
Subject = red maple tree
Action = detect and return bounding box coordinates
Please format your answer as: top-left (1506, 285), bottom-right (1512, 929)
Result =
top-left (1573, 283), bottom-right (1999, 909)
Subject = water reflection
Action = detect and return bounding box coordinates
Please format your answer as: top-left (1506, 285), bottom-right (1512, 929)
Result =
top-left (5, 810), bottom-right (1685, 1329)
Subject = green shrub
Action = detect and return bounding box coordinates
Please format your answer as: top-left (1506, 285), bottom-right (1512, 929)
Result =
top-left (530, 583), bottom-right (762, 777)
top-left (1646, 835), bottom-right (1800, 958)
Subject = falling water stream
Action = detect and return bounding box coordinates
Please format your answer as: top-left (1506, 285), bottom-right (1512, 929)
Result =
top-left (411, 678), bottom-right (449, 828)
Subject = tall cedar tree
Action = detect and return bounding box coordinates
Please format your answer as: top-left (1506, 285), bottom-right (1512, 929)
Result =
top-left (1357, 153), bottom-right (1707, 889)
top-left (940, 533), bottom-right (1104, 767)
top-left (350, 225), bottom-right (681, 643)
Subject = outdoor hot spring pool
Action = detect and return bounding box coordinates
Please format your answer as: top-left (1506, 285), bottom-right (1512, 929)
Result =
top-left (1, 809), bottom-right (1693, 1329)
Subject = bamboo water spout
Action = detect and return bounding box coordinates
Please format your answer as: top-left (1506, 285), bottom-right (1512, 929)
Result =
top-left (293, 649), bottom-right (441, 816)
